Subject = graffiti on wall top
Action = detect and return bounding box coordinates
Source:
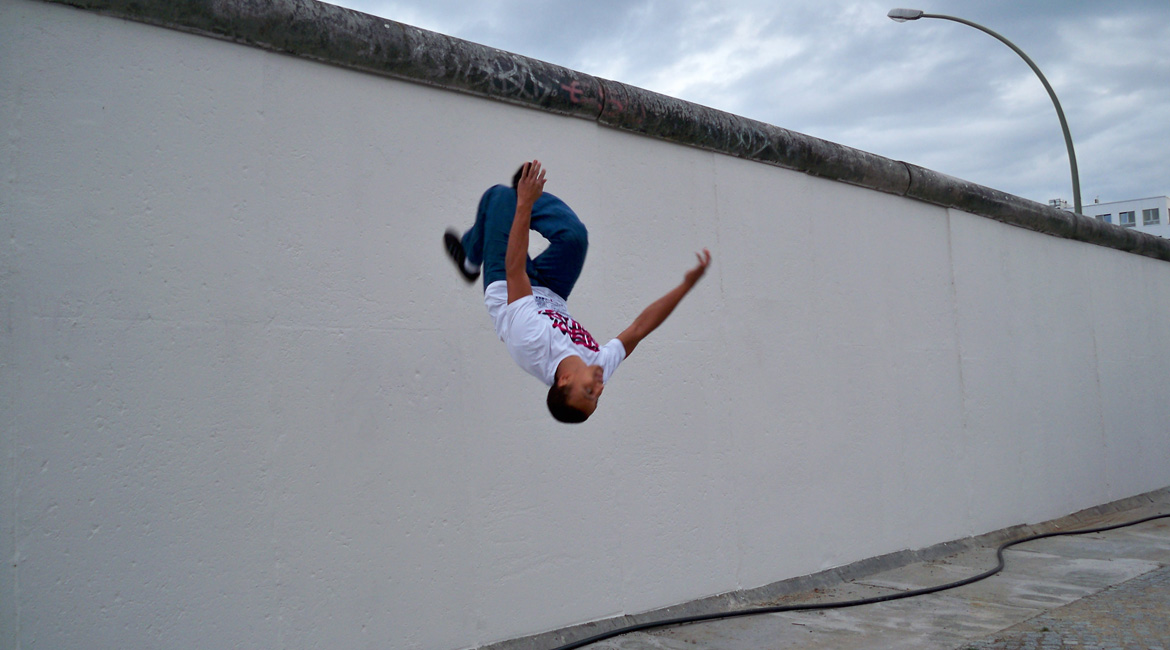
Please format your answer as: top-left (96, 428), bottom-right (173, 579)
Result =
top-left (42, 0), bottom-right (1170, 263)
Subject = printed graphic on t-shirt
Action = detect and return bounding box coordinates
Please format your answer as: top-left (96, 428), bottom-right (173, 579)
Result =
top-left (539, 309), bottom-right (599, 352)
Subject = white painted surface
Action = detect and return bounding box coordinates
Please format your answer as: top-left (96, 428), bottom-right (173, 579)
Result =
top-left (2, 2), bottom-right (1168, 649)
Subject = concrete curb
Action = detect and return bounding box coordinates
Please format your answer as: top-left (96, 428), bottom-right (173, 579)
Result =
top-left (39, 0), bottom-right (1170, 264)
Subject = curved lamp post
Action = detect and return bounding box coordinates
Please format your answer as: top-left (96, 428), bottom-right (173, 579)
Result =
top-left (888, 8), bottom-right (1082, 214)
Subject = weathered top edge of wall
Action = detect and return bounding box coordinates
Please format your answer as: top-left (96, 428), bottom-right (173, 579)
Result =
top-left (43, 0), bottom-right (1170, 263)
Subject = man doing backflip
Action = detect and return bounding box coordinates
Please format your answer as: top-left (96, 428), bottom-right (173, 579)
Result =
top-left (444, 160), bottom-right (711, 423)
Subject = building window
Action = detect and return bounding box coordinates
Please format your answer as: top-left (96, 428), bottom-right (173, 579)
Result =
top-left (1143, 208), bottom-right (1161, 225)
top-left (1119, 211), bottom-right (1136, 227)
top-left (1097, 213), bottom-right (1112, 224)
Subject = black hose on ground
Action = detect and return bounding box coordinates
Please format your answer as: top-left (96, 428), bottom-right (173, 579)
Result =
top-left (551, 512), bottom-right (1170, 650)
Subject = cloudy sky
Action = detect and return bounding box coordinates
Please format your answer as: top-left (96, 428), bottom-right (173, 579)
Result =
top-left (328, 0), bottom-right (1168, 209)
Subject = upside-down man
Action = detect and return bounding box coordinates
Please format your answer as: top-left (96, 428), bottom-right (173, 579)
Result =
top-left (444, 160), bottom-right (711, 423)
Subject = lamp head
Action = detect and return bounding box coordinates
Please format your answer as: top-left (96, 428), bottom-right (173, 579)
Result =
top-left (888, 8), bottom-right (924, 22)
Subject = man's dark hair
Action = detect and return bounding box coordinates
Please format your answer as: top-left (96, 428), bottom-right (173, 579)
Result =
top-left (547, 383), bottom-right (588, 423)
top-left (511, 164), bottom-right (527, 190)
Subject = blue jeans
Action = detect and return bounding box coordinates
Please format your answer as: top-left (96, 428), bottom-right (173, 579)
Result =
top-left (461, 185), bottom-right (588, 300)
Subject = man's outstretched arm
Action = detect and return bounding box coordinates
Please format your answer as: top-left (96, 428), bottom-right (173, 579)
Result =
top-left (505, 160), bottom-right (546, 304)
top-left (617, 249), bottom-right (712, 357)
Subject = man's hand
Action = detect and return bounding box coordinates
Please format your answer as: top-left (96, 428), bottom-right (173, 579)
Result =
top-left (684, 248), bottom-right (712, 287)
top-left (516, 160), bottom-right (547, 206)
top-left (617, 249), bottom-right (713, 357)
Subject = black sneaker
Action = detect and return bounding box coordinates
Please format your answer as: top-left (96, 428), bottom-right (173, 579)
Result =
top-left (444, 229), bottom-right (480, 283)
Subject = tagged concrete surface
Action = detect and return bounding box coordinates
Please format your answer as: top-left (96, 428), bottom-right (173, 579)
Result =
top-left (601, 514), bottom-right (1170, 649)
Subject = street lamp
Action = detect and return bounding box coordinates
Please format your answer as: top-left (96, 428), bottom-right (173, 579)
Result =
top-left (888, 8), bottom-right (1082, 214)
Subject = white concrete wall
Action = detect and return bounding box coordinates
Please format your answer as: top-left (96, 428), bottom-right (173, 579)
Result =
top-left (3, 1), bottom-right (1169, 649)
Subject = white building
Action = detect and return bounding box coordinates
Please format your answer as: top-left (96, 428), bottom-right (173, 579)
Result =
top-left (1079, 196), bottom-right (1170, 238)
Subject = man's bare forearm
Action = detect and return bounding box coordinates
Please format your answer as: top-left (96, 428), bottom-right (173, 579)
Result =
top-left (626, 280), bottom-right (693, 345)
top-left (505, 199), bottom-right (532, 286)
top-left (618, 249), bottom-right (711, 356)
top-left (506, 161), bottom-right (546, 304)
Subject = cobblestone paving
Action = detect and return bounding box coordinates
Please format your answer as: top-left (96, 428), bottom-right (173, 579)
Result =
top-left (960, 565), bottom-right (1170, 650)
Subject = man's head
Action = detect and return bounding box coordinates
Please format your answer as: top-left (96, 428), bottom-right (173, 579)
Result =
top-left (511, 164), bottom-right (527, 190)
top-left (547, 362), bottom-right (605, 423)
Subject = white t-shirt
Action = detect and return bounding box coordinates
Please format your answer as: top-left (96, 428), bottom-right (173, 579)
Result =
top-left (484, 280), bottom-right (625, 386)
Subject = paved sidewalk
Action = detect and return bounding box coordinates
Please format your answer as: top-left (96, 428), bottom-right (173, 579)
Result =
top-left (595, 500), bottom-right (1170, 650)
top-left (963, 564), bottom-right (1170, 650)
